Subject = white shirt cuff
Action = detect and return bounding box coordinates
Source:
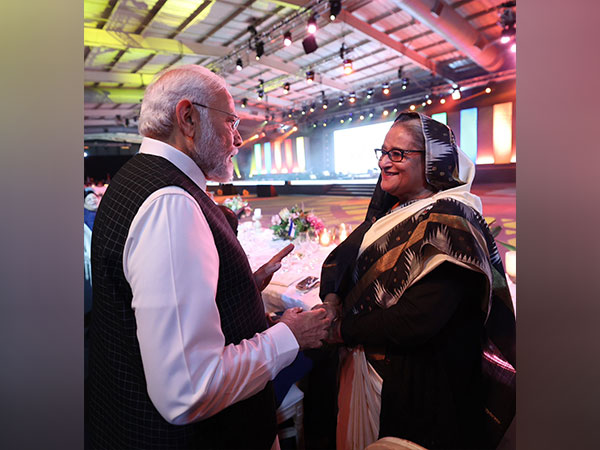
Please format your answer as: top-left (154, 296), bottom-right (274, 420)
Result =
top-left (266, 322), bottom-right (299, 378)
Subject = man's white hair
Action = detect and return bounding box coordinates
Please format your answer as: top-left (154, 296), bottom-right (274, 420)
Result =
top-left (138, 65), bottom-right (228, 139)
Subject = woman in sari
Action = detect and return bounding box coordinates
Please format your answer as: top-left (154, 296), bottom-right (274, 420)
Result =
top-left (318, 112), bottom-right (516, 450)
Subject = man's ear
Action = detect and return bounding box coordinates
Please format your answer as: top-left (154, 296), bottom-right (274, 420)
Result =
top-left (175, 100), bottom-right (196, 138)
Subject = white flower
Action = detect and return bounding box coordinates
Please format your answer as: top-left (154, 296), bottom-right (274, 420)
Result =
top-left (271, 215), bottom-right (281, 226)
top-left (279, 208), bottom-right (290, 220)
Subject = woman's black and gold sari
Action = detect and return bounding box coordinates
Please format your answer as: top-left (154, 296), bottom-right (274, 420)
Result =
top-left (320, 113), bottom-right (515, 450)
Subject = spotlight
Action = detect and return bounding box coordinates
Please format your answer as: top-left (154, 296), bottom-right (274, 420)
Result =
top-left (451, 87), bottom-right (461, 100)
top-left (401, 78), bottom-right (409, 90)
top-left (338, 96), bottom-right (344, 106)
top-left (485, 86), bottom-right (492, 94)
top-left (307, 14), bottom-right (317, 34)
top-left (340, 119), bottom-right (344, 124)
top-left (440, 98), bottom-right (446, 104)
top-left (343, 59), bottom-right (353, 75)
top-left (382, 83), bottom-right (390, 95)
top-left (288, 110), bottom-right (293, 118)
top-left (393, 107), bottom-right (398, 112)
top-left (366, 88), bottom-right (373, 99)
top-left (302, 107), bottom-right (306, 115)
top-left (348, 114), bottom-right (353, 122)
top-left (310, 103), bottom-right (316, 112)
top-left (283, 31), bottom-right (292, 47)
top-left (425, 94), bottom-right (432, 105)
top-left (368, 111), bottom-right (373, 118)
top-left (323, 121), bottom-right (327, 127)
top-left (283, 82), bottom-right (290, 93)
top-left (84, 151), bottom-right (88, 158)
top-left (257, 89), bottom-right (264, 100)
top-left (409, 104), bottom-right (416, 111)
top-left (313, 122), bottom-right (317, 128)
top-left (306, 70), bottom-right (315, 84)
top-left (322, 99), bottom-right (328, 109)
top-left (421, 101), bottom-right (427, 107)
top-left (329, 0), bottom-right (341, 21)
top-left (241, 98), bottom-right (247, 108)
top-left (349, 92), bottom-right (356, 103)
top-left (383, 110), bottom-right (389, 117)
top-left (236, 58), bottom-right (243, 71)
top-left (359, 114), bottom-right (364, 120)
top-left (255, 40), bottom-right (264, 60)
top-left (499, 9), bottom-right (516, 44)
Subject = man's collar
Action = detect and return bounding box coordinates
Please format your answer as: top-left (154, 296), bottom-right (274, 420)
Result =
top-left (138, 137), bottom-right (207, 190)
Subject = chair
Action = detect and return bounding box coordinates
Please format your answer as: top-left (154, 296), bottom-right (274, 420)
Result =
top-left (276, 383), bottom-right (304, 449)
top-left (365, 437), bottom-right (428, 450)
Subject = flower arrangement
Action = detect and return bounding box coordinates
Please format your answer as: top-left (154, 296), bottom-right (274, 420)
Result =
top-left (270, 205), bottom-right (325, 240)
top-left (222, 195), bottom-right (253, 218)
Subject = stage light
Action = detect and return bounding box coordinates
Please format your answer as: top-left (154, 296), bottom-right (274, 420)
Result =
top-left (283, 31), bottom-right (292, 47)
top-left (301, 107), bottom-right (306, 115)
top-left (383, 110), bottom-right (389, 117)
top-left (359, 114), bottom-right (364, 120)
top-left (288, 110), bottom-right (292, 118)
top-left (255, 40), bottom-right (264, 60)
top-left (307, 14), bottom-right (317, 34)
top-left (499, 8), bottom-right (516, 44)
top-left (241, 98), bottom-right (247, 108)
top-left (236, 58), bottom-right (243, 71)
top-left (310, 103), bottom-right (316, 112)
top-left (366, 88), bottom-right (373, 99)
top-left (348, 114), bottom-right (353, 122)
top-left (257, 89), bottom-right (264, 100)
top-left (343, 59), bottom-right (353, 75)
top-left (368, 112), bottom-right (373, 118)
top-left (283, 82), bottom-right (290, 93)
top-left (382, 83), bottom-right (390, 95)
top-left (313, 122), bottom-right (317, 128)
top-left (340, 119), bottom-right (345, 124)
top-left (451, 87), bottom-right (461, 100)
top-left (292, 126), bottom-right (298, 132)
top-left (440, 98), bottom-right (446, 104)
top-left (84, 151), bottom-right (88, 157)
top-left (409, 104), bottom-right (416, 111)
top-left (422, 101), bottom-right (426, 107)
top-left (323, 121), bottom-right (327, 127)
top-left (306, 70), bottom-right (315, 84)
top-left (322, 99), bottom-right (328, 109)
top-left (338, 96), bottom-right (344, 106)
top-left (329, 0), bottom-right (341, 21)
top-left (393, 107), bottom-right (398, 113)
top-left (349, 92), bottom-right (356, 103)
top-left (425, 94), bottom-right (432, 105)
top-left (485, 86), bottom-right (492, 94)
top-left (401, 78), bottom-right (409, 90)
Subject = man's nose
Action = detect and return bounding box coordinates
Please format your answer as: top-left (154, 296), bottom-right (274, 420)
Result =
top-left (233, 128), bottom-right (242, 147)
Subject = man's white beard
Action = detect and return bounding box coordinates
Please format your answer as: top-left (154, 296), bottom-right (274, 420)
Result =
top-left (192, 123), bottom-right (233, 182)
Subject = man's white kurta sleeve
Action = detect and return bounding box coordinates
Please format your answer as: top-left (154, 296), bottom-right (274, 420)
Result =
top-left (123, 188), bottom-right (299, 425)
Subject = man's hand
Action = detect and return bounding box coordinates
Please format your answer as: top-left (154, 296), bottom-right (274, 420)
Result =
top-left (279, 307), bottom-right (331, 350)
top-left (253, 244), bottom-right (294, 291)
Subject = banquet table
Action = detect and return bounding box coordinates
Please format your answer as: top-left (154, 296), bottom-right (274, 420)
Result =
top-left (237, 221), bottom-right (336, 313)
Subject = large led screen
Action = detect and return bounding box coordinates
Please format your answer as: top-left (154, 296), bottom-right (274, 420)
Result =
top-left (333, 121), bottom-right (393, 174)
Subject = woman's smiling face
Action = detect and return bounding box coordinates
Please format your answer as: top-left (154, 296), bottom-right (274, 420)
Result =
top-left (378, 121), bottom-right (431, 203)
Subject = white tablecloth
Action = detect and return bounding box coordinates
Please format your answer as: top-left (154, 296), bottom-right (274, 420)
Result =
top-left (237, 222), bottom-right (335, 313)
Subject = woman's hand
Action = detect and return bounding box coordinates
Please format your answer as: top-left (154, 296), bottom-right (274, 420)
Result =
top-left (312, 293), bottom-right (344, 344)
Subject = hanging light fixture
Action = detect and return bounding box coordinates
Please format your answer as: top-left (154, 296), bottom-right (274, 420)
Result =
top-left (329, 0), bottom-right (341, 21)
top-left (382, 83), bottom-right (390, 95)
top-left (283, 31), bottom-right (292, 47)
top-left (348, 92), bottom-right (356, 103)
top-left (338, 96), bottom-right (344, 106)
top-left (366, 88), bottom-right (373, 99)
top-left (236, 58), bottom-right (243, 71)
top-left (255, 40), bottom-right (264, 60)
top-left (440, 98), bottom-right (446, 104)
top-left (451, 87), bottom-right (461, 100)
top-left (241, 98), bottom-right (247, 108)
top-left (310, 103), bottom-right (316, 112)
top-left (257, 89), bottom-right (264, 100)
top-left (306, 70), bottom-right (315, 84)
top-left (401, 78), bottom-right (409, 90)
top-left (342, 59), bottom-right (353, 75)
top-left (283, 82), bottom-right (290, 93)
top-left (322, 99), bottom-right (328, 110)
top-left (307, 14), bottom-right (317, 34)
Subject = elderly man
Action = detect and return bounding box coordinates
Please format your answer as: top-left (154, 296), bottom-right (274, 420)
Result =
top-left (88, 65), bottom-right (330, 450)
